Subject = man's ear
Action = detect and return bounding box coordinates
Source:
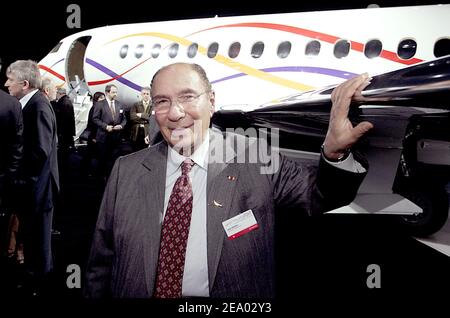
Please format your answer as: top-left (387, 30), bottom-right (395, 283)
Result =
top-left (209, 90), bottom-right (215, 116)
top-left (23, 80), bottom-right (31, 90)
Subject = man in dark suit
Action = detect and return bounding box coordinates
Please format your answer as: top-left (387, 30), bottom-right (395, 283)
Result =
top-left (0, 88), bottom-right (23, 255)
top-left (92, 84), bottom-right (126, 180)
top-left (5, 60), bottom-right (59, 290)
top-left (130, 86), bottom-right (152, 151)
top-left (0, 89), bottom-right (23, 209)
top-left (55, 87), bottom-right (76, 150)
top-left (53, 87), bottom-right (75, 186)
top-left (85, 63), bottom-right (373, 298)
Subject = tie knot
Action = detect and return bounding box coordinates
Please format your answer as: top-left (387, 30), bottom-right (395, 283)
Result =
top-left (181, 159), bottom-right (193, 175)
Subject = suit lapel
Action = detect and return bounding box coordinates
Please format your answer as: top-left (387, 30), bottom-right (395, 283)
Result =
top-left (139, 142), bottom-right (168, 295)
top-left (22, 90), bottom-right (40, 112)
top-left (206, 129), bottom-right (242, 291)
top-left (100, 100), bottom-right (112, 121)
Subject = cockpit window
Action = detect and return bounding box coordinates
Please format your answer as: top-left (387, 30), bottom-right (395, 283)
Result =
top-left (50, 42), bottom-right (63, 53)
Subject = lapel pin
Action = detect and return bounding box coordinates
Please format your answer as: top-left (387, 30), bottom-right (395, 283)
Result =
top-left (213, 200), bottom-right (223, 207)
top-left (227, 175), bottom-right (237, 181)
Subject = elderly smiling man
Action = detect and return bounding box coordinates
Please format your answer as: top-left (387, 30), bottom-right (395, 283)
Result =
top-left (85, 62), bottom-right (373, 298)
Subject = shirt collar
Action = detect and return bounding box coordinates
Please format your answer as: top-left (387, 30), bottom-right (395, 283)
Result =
top-left (19, 89), bottom-right (38, 108)
top-left (167, 130), bottom-right (210, 176)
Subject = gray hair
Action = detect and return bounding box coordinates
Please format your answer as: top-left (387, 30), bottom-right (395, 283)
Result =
top-left (7, 60), bottom-right (41, 89)
top-left (41, 77), bottom-right (54, 92)
top-left (57, 87), bottom-right (66, 94)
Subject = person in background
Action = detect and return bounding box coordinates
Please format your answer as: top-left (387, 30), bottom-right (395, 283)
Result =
top-left (55, 87), bottom-right (75, 151)
top-left (81, 91), bottom-right (105, 177)
top-left (130, 86), bottom-right (152, 151)
top-left (40, 77), bottom-right (57, 102)
top-left (92, 84), bottom-right (126, 181)
top-left (5, 60), bottom-right (59, 296)
top-left (0, 59), bottom-right (23, 262)
top-left (85, 62), bottom-right (373, 298)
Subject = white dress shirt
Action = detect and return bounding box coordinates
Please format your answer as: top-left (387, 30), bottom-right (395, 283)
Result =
top-left (163, 131), bottom-right (210, 297)
top-left (19, 89), bottom-right (38, 108)
top-left (162, 130), bottom-right (363, 297)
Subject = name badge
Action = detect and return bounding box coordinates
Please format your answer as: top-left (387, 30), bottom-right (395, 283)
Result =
top-left (222, 209), bottom-right (259, 240)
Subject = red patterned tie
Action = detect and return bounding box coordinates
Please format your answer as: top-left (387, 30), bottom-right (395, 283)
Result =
top-left (154, 159), bottom-right (194, 298)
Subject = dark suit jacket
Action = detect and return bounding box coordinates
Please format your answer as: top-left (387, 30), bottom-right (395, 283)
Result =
top-left (22, 91), bottom-right (59, 199)
top-left (54, 95), bottom-right (75, 146)
top-left (85, 104), bottom-right (97, 141)
top-left (129, 101), bottom-right (152, 142)
top-left (92, 99), bottom-right (127, 143)
top-left (85, 129), bottom-right (366, 298)
top-left (21, 91), bottom-right (59, 274)
top-left (0, 90), bottom-right (23, 209)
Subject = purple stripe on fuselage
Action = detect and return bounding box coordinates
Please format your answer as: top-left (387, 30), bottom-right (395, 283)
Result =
top-left (85, 58), bottom-right (355, 91)
top-left (86, 58), bottom-right (142, 91)
top-left (211, 66), bottom-right (357, 84)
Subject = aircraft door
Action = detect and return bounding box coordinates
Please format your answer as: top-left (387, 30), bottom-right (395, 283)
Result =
top-left (65, 36), bottom-right (91, 96)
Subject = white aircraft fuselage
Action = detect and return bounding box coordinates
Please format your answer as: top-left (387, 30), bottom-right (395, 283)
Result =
top-left (38, 4), bottom-right (450, 108)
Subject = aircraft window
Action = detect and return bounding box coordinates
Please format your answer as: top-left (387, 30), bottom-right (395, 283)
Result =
top-left (50, 42), bottom-right (63, 53)
top-left (169, 43), bottom-right (179, 58)
top-left (305, 40), bottom-right (321, 56)
top-left (364, 39), bottom-right (382, 58)
top-left (251, 41), bottom-right (265, 58)
top-left (397, 39), bottom-right (417, 59)
top-left (135, 44), bottom-right (144, 59)
top-left (208, 42), bottom-right (219, 58)
top-left (434, 38), bottom-right (450, 57)
top-left (151, 44), bottom-right (161, 58)
top-left (277, 41), bottom-right (291, 58)
top-left (120, 45), bottom-right (129, 58)
top-left (187, 43), bottom-right (198, 58)
top-left (228, 42), bottom-right (241, 59)
top-left (334, 40), bottom-right (350, 58)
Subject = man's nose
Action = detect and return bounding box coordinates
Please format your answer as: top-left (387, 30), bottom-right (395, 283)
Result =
top-left (167, 101), bottom-right (185, 120)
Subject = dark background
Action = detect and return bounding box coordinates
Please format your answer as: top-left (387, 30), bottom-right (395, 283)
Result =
top-left (1, 0), bottom-right (448, 312)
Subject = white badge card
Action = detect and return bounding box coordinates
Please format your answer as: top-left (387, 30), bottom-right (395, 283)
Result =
top-left (222, 209), bottom-right (259, 240)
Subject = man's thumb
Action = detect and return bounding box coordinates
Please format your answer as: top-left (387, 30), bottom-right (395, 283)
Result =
top-left (353, 121), bottom-right (374, 138)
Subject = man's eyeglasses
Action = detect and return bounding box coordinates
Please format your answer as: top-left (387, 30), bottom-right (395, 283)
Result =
top-left (152, 91), bottom-right (209, 113)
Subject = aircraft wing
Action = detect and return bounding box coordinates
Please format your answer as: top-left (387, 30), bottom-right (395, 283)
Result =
top-left (212, 55), bottom-right (450, 238)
